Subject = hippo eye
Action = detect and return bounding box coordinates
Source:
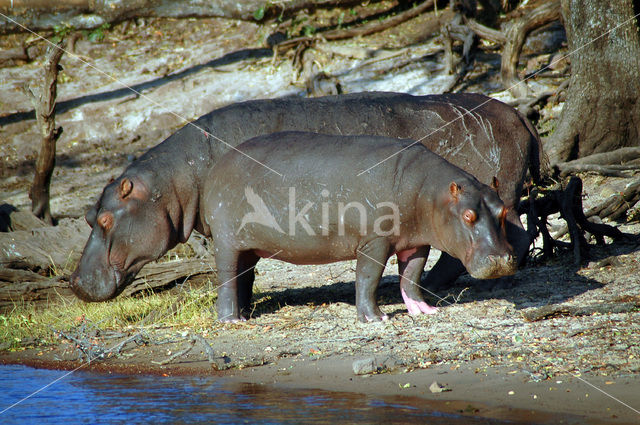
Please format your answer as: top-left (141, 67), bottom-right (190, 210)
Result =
top-left (462, 209), bottom-right (477, 225)
top-left (97, 211), bottom-right (114, 232)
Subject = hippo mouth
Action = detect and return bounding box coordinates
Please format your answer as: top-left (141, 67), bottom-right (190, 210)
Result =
top-left (467, 254), bottom-right (517, 279)
top-left (69, 266), bottom-right (134, 302)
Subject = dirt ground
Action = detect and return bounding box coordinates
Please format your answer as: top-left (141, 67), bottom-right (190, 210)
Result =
top-left (1, 11), bottom-right (640, 424)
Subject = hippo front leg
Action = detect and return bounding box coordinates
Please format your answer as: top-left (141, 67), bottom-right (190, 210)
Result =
top-left (214, 248), bottom-right (244, 323)
top-left (355, 239), bottom-right (391, 323)
top-left (397, 246), bottom-right (438, 315)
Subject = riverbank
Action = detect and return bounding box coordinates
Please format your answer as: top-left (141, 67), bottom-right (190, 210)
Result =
top-left (1, 7), bottom-right (639, 425)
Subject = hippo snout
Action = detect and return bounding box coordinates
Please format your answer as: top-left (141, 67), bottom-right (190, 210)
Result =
top-left (467, 253), bottom-right (517, 280)
top-left (69, 268), bottom-right (120, 302)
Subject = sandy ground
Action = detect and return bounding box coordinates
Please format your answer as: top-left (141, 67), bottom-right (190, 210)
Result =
top-left (1, 11), bottom-right (640, 425)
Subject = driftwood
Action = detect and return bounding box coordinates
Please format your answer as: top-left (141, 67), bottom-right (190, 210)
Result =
top-left (522, 299), bottom-right (640, 322)
top-left (23, 41), bottom-right (64, 225)
top-left (556, 147), bottom-right (640, 178)
top-left (0, 203), bottom-right (47, 232)
top-left (584, 178), bottom-right (640, 222)
top-left (465, 17), bottom-right (506, 44)
top-left (275, 0), bottom-right (436, 53)
top-left (0, 45), bottom-right (29, 66)
top-left (519, 176), bottom-right (631, 265)
top-left (508, 78), bottom-right (569, 120)
top-left (0, 214), bottom-right (216, 311)
top-left (0, 0), bottom-right (382, 33)
top-left (0, 258), bottom-right (215, 313)
top-left (500, 0), bottom-right (561, 97)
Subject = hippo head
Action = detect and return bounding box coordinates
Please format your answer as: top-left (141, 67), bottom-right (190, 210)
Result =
top-left (70, 175), bottom-right (178, 302)
top-left (432, 180), bottom-right (517, 279)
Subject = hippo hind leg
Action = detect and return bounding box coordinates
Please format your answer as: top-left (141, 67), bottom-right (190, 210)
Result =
top-left (237, 250), bottom-right (260, 318)
top-left (423, 253), bottom-right (466, 292)
top-left (397, 246), bottom-right (438, 315)
top-left (355, 239), bottom-right (391, 323)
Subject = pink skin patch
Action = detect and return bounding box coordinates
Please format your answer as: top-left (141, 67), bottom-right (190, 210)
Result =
top-left (401, 287), bottom-right (438, 315)
top-left (396, 247), bottom-right (418, 263)
top-left (365, 314), bottom-right (389, 322)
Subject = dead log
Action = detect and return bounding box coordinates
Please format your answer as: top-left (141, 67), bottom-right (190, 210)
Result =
top-left (0, 203), bottom-right (47, 232)
top-left (522, 299), bottom-right (640, 322)
top-left (500, 0), bottom-right (561, 97)
top-left (555, 147), bottom-right (640, 177)
top-left (585, 178), bottom-right (640, 222)
top-left (275, 0), bottom-right (436, 53)
top-left (465, 17), bottom-right (506, 44)
top-left (24, 41), bottom-right (64, 225)
top-left (0, 45), bottom-right (29, 66)
top-left (0, 0), bottom-right (384, 33)
top-left (0, 258), bottom-right (215, 312)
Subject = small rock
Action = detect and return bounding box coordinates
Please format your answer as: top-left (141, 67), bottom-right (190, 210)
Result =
top-left (429, 381), bottom-right (450, 393)
top-left (352, 357), bottom-right (377, 375)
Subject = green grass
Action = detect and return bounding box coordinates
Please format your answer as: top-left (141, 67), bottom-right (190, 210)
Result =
top-left (0, 285), bottom-right (218, 350)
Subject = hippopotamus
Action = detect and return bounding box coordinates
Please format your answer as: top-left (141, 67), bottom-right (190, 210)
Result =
top-left (205, 132), bottom-right (516, 322)
top-left (70, 91), bottom-right (541, 304)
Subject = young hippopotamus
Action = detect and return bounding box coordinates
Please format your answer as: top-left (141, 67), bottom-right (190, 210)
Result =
top-left (204, 132), bottom-right (517, 323)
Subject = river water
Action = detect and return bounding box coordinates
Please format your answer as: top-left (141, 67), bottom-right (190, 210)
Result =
top-left (0, 365), bottom-right (519, 424)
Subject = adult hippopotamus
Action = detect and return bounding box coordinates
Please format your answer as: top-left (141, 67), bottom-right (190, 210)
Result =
top-left (70, 91), bottom-right (541, 303)
top-left (205, 132), bottom-right (516, 322)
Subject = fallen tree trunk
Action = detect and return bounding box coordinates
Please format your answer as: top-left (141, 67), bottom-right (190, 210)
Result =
top-left (522, 298), bottom-right (640, 322)
top-left (275, 0), bottom-right (435, 53)
top-left (0, 0), bottom-right (382, 33)
top-left (0, 258), bottom-right (215, 312)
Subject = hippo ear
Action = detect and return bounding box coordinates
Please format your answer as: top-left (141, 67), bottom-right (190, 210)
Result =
top-left (449, 182), bottom-right (462, 201)
top-left (120, 178), bottom-right (133, 199)
top-left (85, 205), bottom-right (98, 228)
top-left (490, 176), bottom-right (500, 192)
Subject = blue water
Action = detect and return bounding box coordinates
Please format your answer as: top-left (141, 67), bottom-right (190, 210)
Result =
top-left (0, 365), bottom-right (513, 424)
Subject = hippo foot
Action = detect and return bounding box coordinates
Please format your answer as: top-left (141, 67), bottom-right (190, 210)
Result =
top-left (406, 301), bottom-right (438, 316)
top-left (218, 315), bottom-right (247, 323)
top-left (368, 314), bottom-right (389, 322)
top-left (401, 288), bottom-right (438, 315)
top-left (361, 313), bottom-right (389, 323)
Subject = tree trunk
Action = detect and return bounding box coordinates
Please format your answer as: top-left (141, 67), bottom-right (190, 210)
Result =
top-left (545, 0), bottom-right (640, 165)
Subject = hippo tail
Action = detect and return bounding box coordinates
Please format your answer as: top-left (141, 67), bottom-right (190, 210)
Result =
top-left (517, 111), bottom-right (550, 187)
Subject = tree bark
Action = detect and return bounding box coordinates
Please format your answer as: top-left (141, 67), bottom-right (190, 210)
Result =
top-left (25, 42), bottom-right (64, 225)
top-left (545, 0), bottom-right (640, 165)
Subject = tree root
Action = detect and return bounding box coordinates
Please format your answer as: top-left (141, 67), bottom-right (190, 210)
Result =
top-left (519, 176), bottom-right (634, 266)
top-left (500, 0), bottom-right (561, 97)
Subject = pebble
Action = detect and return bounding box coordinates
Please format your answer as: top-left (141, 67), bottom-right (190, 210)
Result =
top-left (352, 356), bottom-right (377, 375)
